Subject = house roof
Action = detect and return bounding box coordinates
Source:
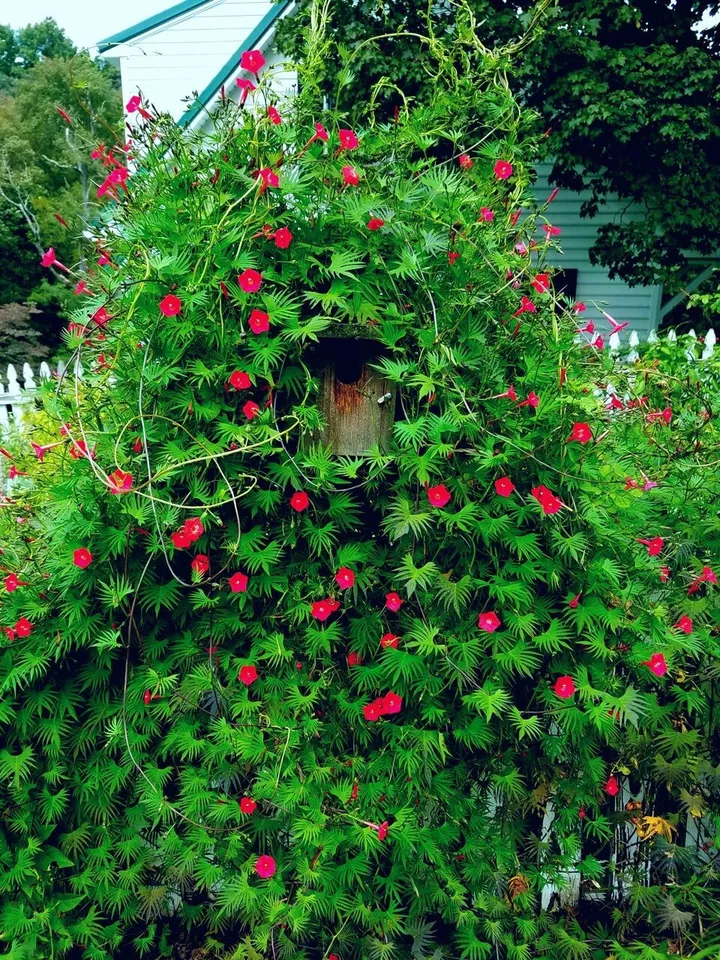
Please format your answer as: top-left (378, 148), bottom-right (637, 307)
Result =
top-left (98, 0), bottom-right (295, 130)
top-left (97, 0), bottom-right (216, 53)
top-left (179, 0), bottom-right (294, 129)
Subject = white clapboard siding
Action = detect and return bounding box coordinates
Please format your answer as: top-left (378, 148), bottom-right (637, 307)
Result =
top-left (105, 0), bottom-right (298, 126)
top-left (533, 161), bottom-right (663, 342)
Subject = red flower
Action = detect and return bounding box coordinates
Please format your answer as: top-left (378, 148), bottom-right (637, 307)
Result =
top-left (335, 567), bottom-right (355, 590)
top-left (494, 160), bottom-right (513, 180)
top-left (517, 392), bottom-right (540, 409)
top-left (674, 615), bottom-right (693, 634)
top-left (241, 49), bottom-right (266, 73)
top-left (380, 633), bottom-right (399, 649)
top-left (238, 269), bottom-right (262, 293)
top-left (56, 106), bottom-right (72, 124)
top-left (41, 247), bottom-right (68, 272)
top-left (255, 854), bottom-right (276, 878)
top-left (377, 821), bottom-right (389, 840)
top-left (243, 400), bottom-right (260, 420)
top-left (311, 599), bottom-right (340, 622)
top-left (239, 664), bottom-right (258, 686)
top-left (367, 218), bottom-right (385, 231)
top-left (688, 565), bottom-right (718, 594)
top-left (267, 105), bottom-right (282, 125)
top-left (191, 554), bottom-right (210, 576)
top-left (172, 531), bottom-right (192, 549)
top-left (92, 306), bottom-right (110, 327)
top-left (363, 700), bottom-right (382, 721)
top-left (381, 691), bottom-right (402, 715)
top-left (229, 572), bottom-right (249, 593)
top-left (660, 566), bottom-right (671, 583)
top-left (385, 592), bottom-right (403, 611)
top-left (342, 165), bottom-right (359, 186)
top-left (159, 294), bottom-right (182, 317)
top-left (516, 296), bottom-right (536, 316)
top-left (274, 227), bottom-right (293, 249)
top-left (531, 273), bottom-right (551, 293)
top-left (74, 281), bottom-right (91, 296)
top-left (14, 617), bottom-right (32, 638)
top-left (143, 689), bottom-right (153, 705)
top-left (568, 422), bottom-right (593, 444)
top-left (607, 395), bottom-right (625, 411)
top-left (574, 301), bottom-right (586, 313)
top-left (643, 653), bottom-right (667, 677)
top-left (531, 485), bottom-right (562, 515)
top-left (553, 675), bottom-right (575, 699)
top-left (230, 370), bottom-right (252, 390)
top-left (568, 593), bottom-right (581, 609)
top-left (338, 128), bottom-right (359, 151)
top-left (458, 154), bottom-right (473, 169)
top-left (347, 651), bottom-right (362, 667)
top-left (236, 78), bottom-right (256, 103)
top-left (426, 484), bottom-right (451, 508)
top-left (542, 223), bottom-right (562, 238)
top-left (132, 437), bottom-right (143, 454)
top-left (258, 167), bottom-right (280, 190)
top-left (604, 775), bottom-right (620, 797)
top-left (494, 477), bottom-right (515, 498)
top-left (477, 611), bottom-right (501, 633)
top-left (248, 309), bottom-right (270, 333)
top-left (240, 797), bottom-right (257, 814)
top-left (70, 439), bottom-right (96, 461)
top-left (73, 548), bottom-right (93, 569)
top-left (290, 491), bottom-right (309, 512)
top-left (183, 518), bottom-right (204, 541)
top-left (479, 206), bottom-right (494, 222)
top-left (126, 95), bottom-right (141, 113)
top-left (637, 537), bottom-right (664, 557)
top-left (107, 469), bottom-right (132, 494)
top-left (312, 122), bottom-right (329, 142)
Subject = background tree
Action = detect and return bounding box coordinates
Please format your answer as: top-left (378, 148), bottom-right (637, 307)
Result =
top-left (276, 0), bottom-right (720, 292)
top-left (0, 22), bottom-right (122, 363)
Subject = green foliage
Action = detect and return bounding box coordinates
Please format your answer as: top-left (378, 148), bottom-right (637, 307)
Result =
top-left (276, 0), bottom-right (720, 291)
top-left (0, 26), bottom-right (122, 351)
top-left (0, 6), bottom-right (719, 959)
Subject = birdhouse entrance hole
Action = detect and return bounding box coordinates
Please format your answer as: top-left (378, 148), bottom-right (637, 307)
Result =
top-left (307, 331), bottom-right (396, 456)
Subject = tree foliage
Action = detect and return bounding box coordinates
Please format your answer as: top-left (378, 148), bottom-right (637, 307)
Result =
top-left (1, 6), bottom-right (719, 960)
top-left (276, 0), bottom-right (720, 290)
top-left (0, 32), bottom-right (122, 358)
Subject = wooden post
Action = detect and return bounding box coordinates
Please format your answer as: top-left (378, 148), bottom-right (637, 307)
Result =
top-left (310, 329), bottom-right (395, 456)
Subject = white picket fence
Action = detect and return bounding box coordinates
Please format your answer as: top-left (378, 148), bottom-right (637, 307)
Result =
top-left (0, 359), bottom-right (81, 433)
top-left (610, 325), bottom-right (716, 361)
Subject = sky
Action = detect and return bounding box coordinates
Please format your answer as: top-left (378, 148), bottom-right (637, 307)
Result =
top-left (2, 0), bottom-right (174, 51)
top-left (3, 0), bottom-right (720, 52)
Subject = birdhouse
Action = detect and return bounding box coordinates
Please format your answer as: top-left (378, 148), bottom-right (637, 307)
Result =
top-left (308, 328), bottom-right (395, 456)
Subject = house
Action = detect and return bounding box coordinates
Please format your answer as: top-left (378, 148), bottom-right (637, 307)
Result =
top-left (98, 0), bottom-right (714, 343)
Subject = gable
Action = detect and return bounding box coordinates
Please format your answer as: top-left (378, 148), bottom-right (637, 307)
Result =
top-left (102, 0), bottom-right (296, 127)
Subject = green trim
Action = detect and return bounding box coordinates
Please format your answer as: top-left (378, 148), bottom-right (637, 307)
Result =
top-left (659, 259), bottom-right (719, 321)
top-left (97, 0), bottom-right (215, 52)
top-left (178, 0), bottom-right (293, 128)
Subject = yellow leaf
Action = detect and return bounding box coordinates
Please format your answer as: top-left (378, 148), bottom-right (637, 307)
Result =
top-left (635, 815), bottom-right (675, 842)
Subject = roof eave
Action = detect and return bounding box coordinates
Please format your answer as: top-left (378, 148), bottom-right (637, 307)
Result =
top-left (97, 0), bottom-right (215, 53)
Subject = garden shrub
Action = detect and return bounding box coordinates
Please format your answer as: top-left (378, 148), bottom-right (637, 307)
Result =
top-left (1, 7), bottom-right (719, 959)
